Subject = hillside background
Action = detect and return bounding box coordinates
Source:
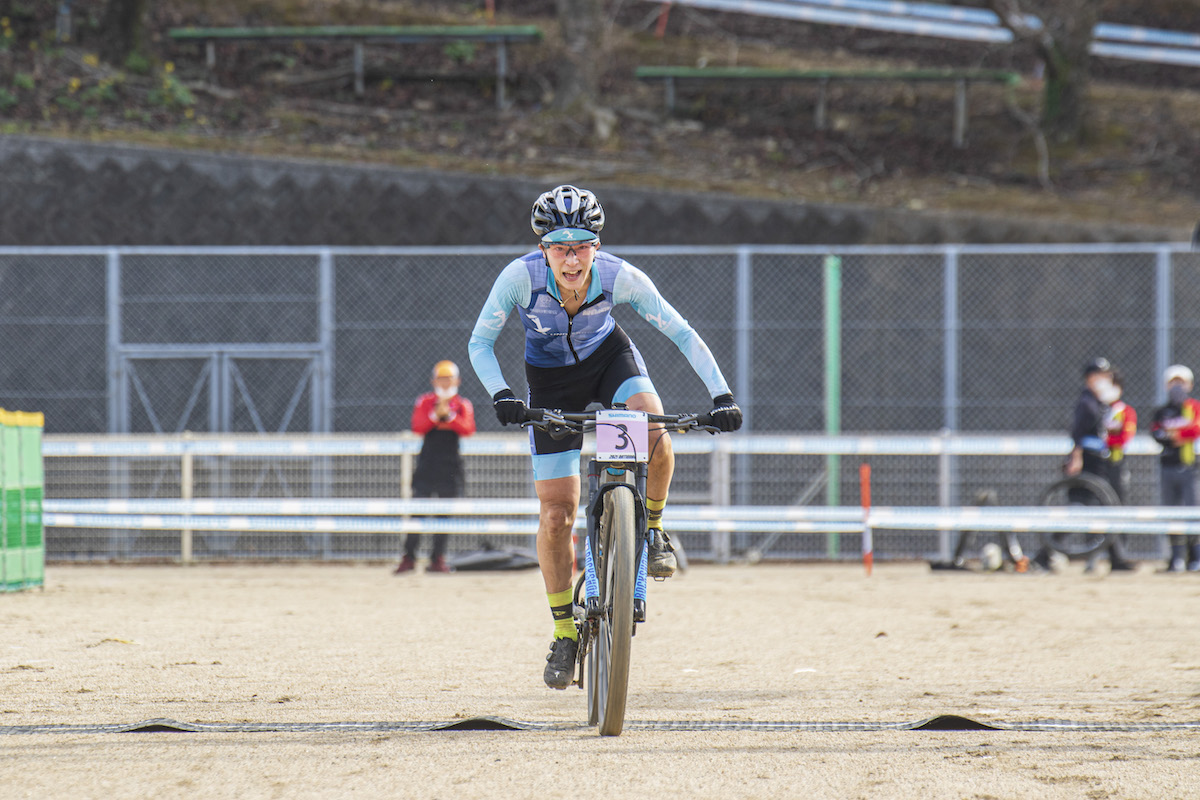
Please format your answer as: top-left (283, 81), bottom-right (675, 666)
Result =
top-left (2, 0), bottom-right (1199, 240)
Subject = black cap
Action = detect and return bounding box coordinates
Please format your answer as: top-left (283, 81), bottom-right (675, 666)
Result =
top-left (1083, 357), bottom-right (1112, 377)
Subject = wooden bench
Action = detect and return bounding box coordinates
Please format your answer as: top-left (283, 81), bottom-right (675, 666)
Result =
top-left (169, 25), bottom-right (543, 108)
top-left (635, 66), bottom-right (1021, 148)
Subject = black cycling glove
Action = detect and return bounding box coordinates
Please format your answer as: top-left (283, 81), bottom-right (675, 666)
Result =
top-left (492, 389), bottom-right (527, 426)
top-left (709, 393), bottom-right (743, 432)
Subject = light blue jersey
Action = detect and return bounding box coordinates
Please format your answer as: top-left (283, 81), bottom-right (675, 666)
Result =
top-left (468, 250), bottom-right (731, 400)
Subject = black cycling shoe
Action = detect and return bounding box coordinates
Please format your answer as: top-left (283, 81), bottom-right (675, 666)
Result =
top-left (648, 529), bottom-right (677, 579)
top-left (543, 637), bottom-right (578, 690)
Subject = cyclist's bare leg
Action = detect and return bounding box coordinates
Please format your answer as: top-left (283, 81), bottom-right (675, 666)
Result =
top-left (536, 474), bottom-right (582, 687)
top-left (625, 392), bottom-right (677, 576)
top-left (624, 392), bottom-right (673, 497)
top-left (535, 474), bottom-right (580, 594)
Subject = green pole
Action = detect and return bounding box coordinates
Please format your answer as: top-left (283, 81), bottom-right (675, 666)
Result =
top-left (824, 255), bottom-right (842, 559)
top-left (2, 411), bottom-right (22, 590)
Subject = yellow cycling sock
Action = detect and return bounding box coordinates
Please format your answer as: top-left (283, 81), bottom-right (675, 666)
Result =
top-left (548, 588), bottom-right (577, 641)
top-left (646, 496), bottom-right (666, 531)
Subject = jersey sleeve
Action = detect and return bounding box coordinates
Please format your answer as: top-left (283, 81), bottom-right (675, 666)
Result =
top-left (613, 261), bottom-right (732, 399)
top-left (468, 259), bottom-right (532, 398)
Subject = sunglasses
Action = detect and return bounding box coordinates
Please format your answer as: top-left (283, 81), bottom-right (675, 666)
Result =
top-left (543, 241), bottom-right (599, 258)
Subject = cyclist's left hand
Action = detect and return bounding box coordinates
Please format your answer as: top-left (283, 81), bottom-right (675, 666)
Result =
top-left (709, 393), bottom-right (743, 432)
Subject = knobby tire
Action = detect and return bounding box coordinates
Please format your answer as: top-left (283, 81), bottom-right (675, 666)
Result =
top-left (587, 480), bottom-right (636, 736)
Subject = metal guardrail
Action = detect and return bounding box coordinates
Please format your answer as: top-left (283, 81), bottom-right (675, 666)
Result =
top-left (775, 0), bottom-right (1200, 50)
top-left (650, 0), bottom-right (1200, 69)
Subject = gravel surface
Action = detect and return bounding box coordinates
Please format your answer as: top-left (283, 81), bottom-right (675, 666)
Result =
top-left (3, 562), bottom-right (1200, 798)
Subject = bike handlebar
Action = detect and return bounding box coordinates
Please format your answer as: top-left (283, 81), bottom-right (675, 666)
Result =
top-left (522, 407), bottom-right (721, 438)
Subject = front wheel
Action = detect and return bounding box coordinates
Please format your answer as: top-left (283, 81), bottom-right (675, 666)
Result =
top-left (586, 485), bottom-right (636, 736)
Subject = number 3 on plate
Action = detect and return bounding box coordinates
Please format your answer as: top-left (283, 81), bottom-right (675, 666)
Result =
top-left (596, 410), bottom-right (649, 462)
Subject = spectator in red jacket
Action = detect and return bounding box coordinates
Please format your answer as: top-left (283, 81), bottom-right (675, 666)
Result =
top-left (1150, 364), bottom-right (1200, 572)
top-left (394, 360), bottom-right (476, 574)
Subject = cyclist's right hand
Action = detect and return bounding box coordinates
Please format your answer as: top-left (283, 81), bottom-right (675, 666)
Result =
top-left (492, 389), bottom-right (527, 426)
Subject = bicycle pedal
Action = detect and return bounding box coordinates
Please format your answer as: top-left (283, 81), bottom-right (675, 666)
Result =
top-left (652, 575), bottom-right (668, 582)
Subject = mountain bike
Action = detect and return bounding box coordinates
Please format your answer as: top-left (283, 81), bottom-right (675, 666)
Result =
top-left (523, 405), bottom-right (720, 736)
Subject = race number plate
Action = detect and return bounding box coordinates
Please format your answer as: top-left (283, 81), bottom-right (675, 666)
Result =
top-left (595, 409), bottom-right (650, 463)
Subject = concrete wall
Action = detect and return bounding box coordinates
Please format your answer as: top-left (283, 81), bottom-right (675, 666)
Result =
top-left (0, 135), bottom-right (1179, 246)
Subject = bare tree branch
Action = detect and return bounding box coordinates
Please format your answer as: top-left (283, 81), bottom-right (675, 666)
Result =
top-left (984, 0), bottom-right (1098, 143)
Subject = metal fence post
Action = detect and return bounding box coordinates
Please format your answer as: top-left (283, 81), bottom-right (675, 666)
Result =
top-left (938, 428), bottom-right (953, 562)
top-left (106, 250), bottom-right (122, 434)
top-left (105, 250), bottom-right (130, 558)
top-left (941, 248), bottom-right (960, 561)
top-left (710, 441), bottom-right (732, 563)
top-left (734, 247), bottom-right (753, 512)
top-left (180, 433), bottom-right (193, 564)
top-left (1155, 246), bottom-right (1173, 405)
top-left (318, 249), bottom-right (336, 434)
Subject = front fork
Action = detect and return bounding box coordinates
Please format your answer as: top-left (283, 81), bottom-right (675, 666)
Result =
top-left (575, 460), bottom-right (649, 652)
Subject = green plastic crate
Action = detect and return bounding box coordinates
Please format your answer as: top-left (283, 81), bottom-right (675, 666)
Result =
top-left (1, 409), bottom-right (44, 591)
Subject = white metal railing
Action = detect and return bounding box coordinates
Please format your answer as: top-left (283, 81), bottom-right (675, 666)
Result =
top-left (40, 432), bottom-right (1191, 564)
top-left (41, 430), bottom-right (1168, 458)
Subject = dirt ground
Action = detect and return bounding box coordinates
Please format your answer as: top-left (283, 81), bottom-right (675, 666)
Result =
top-left (2, 561), bottom-right (1200, 799)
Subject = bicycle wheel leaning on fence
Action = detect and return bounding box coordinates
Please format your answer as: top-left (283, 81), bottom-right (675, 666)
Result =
top-left (1038, 472), bottom-right (1121, 558)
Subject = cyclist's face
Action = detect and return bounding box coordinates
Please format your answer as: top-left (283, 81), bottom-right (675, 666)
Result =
top-left (541, 241), bottom-right (599, 293)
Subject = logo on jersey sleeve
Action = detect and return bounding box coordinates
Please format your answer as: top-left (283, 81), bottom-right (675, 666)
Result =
top-left (482, 309), bottom-right (507, 330)
top-left (644, 310), bottom-right (668, 330)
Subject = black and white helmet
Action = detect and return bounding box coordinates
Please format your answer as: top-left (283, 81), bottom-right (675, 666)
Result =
top-left (530, 185), bottom-right (605, 239)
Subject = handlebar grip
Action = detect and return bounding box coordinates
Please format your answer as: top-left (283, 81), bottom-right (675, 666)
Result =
top-left (524, 407), bottom-right (545, 423)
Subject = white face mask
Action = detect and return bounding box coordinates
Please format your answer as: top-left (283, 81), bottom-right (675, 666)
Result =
top-left (1091, 377), bottom-right (1113, 399)
top-left (1098, 384), bottom-right (1121, 404)
top-left (434, 385), bottom-right (458, 399)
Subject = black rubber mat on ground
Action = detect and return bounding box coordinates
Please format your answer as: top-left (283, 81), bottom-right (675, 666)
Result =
top-left (3, 715), bottom-right (1200, 735)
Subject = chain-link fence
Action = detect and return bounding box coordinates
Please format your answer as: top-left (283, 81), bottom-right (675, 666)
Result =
top-left (2, 244), bottom-right (1192, 438)
top-left (3, 243), bottom-right (1195, 563)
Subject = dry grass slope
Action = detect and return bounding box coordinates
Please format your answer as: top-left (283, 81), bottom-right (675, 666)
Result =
top-left (3, 0), bottom-right (1198, 236)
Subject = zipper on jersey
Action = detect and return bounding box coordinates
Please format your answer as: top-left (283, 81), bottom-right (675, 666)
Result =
top-left (561, 294), bottom-right (604, 365)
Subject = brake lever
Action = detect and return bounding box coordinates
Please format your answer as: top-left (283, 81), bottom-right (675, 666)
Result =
top-left (546, 423), bottom-right (576, 441)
